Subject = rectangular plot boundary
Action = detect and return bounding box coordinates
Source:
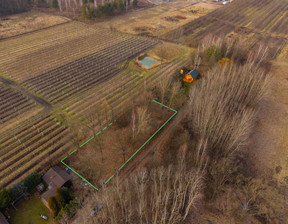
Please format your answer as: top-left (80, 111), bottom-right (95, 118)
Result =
top-left (61, 100), bottom-right (177, 191)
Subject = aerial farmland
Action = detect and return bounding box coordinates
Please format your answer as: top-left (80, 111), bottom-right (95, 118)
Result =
top-left (0, 0), bottom-right (288, 223)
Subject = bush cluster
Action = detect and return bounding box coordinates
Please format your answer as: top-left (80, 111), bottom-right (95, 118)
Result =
top-left (82, 0), bottom-right (137, 19)
top-left (48, 187), bottom-right (74, 218)
top-left (190, 35), bottom-right (251, 68)
top-left (52, 0), bottom-right (59, 8)
top-left (0, 172), bottom-right (41, 209)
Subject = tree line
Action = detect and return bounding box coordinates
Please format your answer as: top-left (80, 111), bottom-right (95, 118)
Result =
top-left (0, 0), bottom-right (33, 16)
top-left (81, 0), bottom-right (137, 19)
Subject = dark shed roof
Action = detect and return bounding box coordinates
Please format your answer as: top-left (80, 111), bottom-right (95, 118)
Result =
top-left (42, 186), bottom-right (57, 203)
top-left (41, 166), bottom-right (72, 204)
top-left (42, 166), bottom-right (71, 188)
top-left (188, 69), bottom-right (199, 79)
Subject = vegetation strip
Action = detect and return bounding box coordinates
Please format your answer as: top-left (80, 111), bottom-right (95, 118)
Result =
top-left (61, 100), bottom-right (177, 191)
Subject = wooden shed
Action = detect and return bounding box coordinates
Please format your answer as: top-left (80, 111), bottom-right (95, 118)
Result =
top-left (41, 166), bottom-right (72, 208)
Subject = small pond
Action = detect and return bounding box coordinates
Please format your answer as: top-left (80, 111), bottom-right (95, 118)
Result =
top-left (138, 56), bottom-right (160, 69)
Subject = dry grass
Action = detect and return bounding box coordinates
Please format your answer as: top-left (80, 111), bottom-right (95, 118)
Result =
top-left (180, 2), bottom-right (221, 15)
top-left (148, 43), bottom-right (184, 61)
top-left (0, 11), bottom-right (69, 39)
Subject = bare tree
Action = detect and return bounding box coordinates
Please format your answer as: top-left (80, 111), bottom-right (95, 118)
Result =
top-left (102, 99), bottom-right (113, 126)
top-left (131, 105), bottom-right (136, 139)
top-left (62, 114), bottom-right (83, 150)
top-left (136, 106), bottom-right (151, 136)
top-left (168, 81), bottom-right (181, 107)
top-left (91, 151), bottom-right (204, 224)
top-left (188, 61), bottom-right (269, 160)
top-left (82, 106), bottom-right (105, 162)
top-left (64, 0), bottom-right (68, 9)
top-left (159, 77), bottom-right (171, 103)
top-left (58, 0), bottom-right (63, 11)
top-left (114, 131), bottom-right (129, 163)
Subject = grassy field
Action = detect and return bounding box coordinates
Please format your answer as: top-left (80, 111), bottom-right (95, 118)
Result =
top-left (10, 195), bottom-right (52, 224)
top-left (0, 11), bottom-right (70, 39)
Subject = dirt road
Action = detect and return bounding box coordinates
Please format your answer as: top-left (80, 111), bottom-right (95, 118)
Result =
top-left (0, 76), bottom-right (53, 113)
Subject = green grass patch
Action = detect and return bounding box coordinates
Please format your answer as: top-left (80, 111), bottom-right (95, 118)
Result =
top-left (10, 195), bottom-right (51, 224)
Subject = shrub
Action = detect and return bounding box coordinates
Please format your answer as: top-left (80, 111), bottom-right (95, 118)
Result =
top-left (81, 4), bottom-right (88, 18)
top-left (93, 7), bottom-right (102, 18)
top-left (102, 2), bottom-right (114, 16)
top-left (133, 0), bottom-right (137, 7)
top-left (55, 187), bottom-right (73, 208)
top-left (11, 182), bottom-right (26, 199)
top-left (116, 0), bottom-right (125, 11)
top-left (88, 6), bottom-right (94, 18)
top-left (52, 0), bottom-right (58, 8)
top-left (116, 108), bottom-right (132, 128)
top-left (23, 172), bottom-right (41, 192)
top-left (174, 15), bottom-right (186, 19)
top-left (55, 188), bottom-right (66, 208)
top-left (54, 199), bottom-right (79, 221)
top-left (48, 196), bottom-right (60, 215)
top-left (0, 188), bottom-right (12, 209)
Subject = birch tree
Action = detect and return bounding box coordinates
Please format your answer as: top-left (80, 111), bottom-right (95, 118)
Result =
top-left (91, 151), bottom-right (204, 223)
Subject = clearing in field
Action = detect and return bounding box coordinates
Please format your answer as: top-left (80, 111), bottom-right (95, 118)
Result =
top-left (0, 11), bottom-right (70, 39)
top-left (94, 2), bottom-right (221, 37)
top-left (61, 100), bottom-right (176, 190)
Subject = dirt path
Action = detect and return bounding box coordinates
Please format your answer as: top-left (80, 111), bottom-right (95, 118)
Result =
top-left (0, 76), bottom-right (53, 141)
top-left (0, 76), bottom-right (53, 113)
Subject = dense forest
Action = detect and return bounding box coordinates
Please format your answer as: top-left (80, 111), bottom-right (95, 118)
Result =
top-left (0, 0), bottom-right (33, 16)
